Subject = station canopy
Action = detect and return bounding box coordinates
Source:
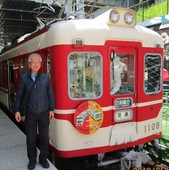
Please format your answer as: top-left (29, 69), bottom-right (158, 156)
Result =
top-left (0, 0), bottom-right (63, 47)
top-left (0, 0), bottom-right (108, 49)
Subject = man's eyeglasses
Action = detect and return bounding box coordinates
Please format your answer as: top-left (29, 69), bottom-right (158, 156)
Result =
top-left (30, 62), bottom-right (41, 66)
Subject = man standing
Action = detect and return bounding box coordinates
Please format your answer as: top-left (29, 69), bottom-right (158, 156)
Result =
top-left (14, 53), bottom-right (55, 170)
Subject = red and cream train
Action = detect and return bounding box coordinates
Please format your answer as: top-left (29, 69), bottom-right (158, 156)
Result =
top-left (0, 7), bottom-right (164, 167)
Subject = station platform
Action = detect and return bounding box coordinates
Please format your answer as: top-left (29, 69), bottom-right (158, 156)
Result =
top-left (0, 109), bottom-right (57, 170)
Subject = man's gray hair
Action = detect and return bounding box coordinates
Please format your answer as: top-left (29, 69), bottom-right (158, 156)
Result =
top-left (28, 53), bottom-right (42, 62)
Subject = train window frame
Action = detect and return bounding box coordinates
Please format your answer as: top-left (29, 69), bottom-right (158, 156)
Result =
top-left (144, 53), bottom-right (162, 94)
top-left (68, 52), bottom-right (103, 100)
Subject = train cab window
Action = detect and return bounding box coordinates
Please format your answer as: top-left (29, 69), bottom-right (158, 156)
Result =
top-left (110, 53), bottom-right (134, 95)
top-left (144, 54), bottom-right (162, 94)
top-left (68, 52), bottom-right (102, 99)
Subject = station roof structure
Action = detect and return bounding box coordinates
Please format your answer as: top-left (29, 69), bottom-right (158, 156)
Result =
top-left (0, 0), bottom-right (62, 47)
top-left (0, 0), bottom-right (157, 50)
top-left (0, 0), bottom-right (112, 49)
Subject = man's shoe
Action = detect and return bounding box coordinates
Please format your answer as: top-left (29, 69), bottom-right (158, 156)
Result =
top-left (39, 159), bottom-right (50, 168)
top-left (27, 161), bottom-right (36, 170)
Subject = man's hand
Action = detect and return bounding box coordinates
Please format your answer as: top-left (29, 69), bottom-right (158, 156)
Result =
top-left (15, 112), bottom-right (21, 122)
top-left (49, 111), bottom-right (54, 120)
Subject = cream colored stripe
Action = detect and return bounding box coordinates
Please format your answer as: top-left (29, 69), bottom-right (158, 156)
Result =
top-left (54, 99), bottom-right (162, 114)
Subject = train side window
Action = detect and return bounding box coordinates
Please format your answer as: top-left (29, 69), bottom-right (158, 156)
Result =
top-left (20, 58), bottom-right (27, 74)
top-left (68, 52), bottom-right (102, 99)
top-left (46, 54), bottom-right (51, 77)
top-left (110, 53), bottom-right (134, 95)
top-left (144, 54), bottom-right (162, 94)
top-left (0, 61), bottom-right (8, 88)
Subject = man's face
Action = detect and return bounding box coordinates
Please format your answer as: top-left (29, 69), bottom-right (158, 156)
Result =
top-left (29, 57), bottom-right (41, 74)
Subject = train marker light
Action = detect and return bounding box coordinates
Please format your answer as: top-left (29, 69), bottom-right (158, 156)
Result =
top-left (73, 38), bottom-right (84, 48)
top-left (156, 42), bottom-right (162, 48)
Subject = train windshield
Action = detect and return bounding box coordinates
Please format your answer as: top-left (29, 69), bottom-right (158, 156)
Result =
top-left (68, 52), bottom-right (102, 99)
top-left (110, 53), bottom-right (134, 95)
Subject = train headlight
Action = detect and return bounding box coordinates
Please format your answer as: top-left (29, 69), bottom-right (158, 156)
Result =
top-left (108, 8), bottom-right (136, 27)
top-left (109, 9), bottom-right (120, 23)
top-left (124, 12), bottom-right (135, 25)
top-left (114, 110), bottom-right (133, 122)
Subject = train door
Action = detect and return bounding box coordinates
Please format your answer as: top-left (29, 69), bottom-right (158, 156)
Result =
top-left (8, 57), bottom-right (30, 110)
top-left (109, 45), bottom-right (138, 145)
top-left (7, 60), bottom-right (15, 110)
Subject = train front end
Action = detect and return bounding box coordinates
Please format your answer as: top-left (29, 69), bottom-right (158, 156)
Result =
top-left (48, 7), bottom-right (164, 163)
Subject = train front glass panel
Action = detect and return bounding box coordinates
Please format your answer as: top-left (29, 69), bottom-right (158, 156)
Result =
top-left (68, 52), bottom-right (102, 99)
top-left (144, 54), bottom-right (162, 94)
top-left (110, 52), bottom-right (134, 95)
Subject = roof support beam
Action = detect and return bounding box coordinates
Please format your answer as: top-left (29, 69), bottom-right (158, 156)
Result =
top-left (1, 17), bottom-right (37, 22)
top-left (0, 7), bottom-right (55, 15)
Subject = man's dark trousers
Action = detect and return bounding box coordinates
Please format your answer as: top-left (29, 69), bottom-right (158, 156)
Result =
top-left (25, 112), bottom-right (50, 162)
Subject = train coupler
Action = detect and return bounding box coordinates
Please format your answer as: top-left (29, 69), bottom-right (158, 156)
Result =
top-left (121, 150), bottom-right (151, 169)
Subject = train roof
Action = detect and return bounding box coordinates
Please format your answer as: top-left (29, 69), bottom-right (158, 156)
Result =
top-left (48, 8), bottom-right (163, 47)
